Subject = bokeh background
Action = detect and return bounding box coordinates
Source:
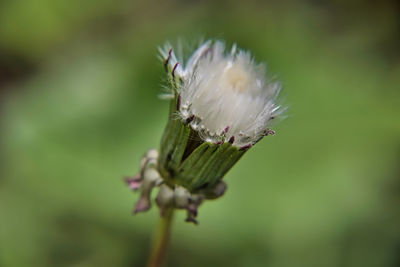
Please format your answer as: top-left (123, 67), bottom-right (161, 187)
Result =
top-left (1, 0), bottom-right (400, 266)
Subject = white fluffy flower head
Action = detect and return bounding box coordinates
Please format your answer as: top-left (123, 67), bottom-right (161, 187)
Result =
top-left (127, 40), bottom-right (285, 224)
top-left (162, 40), bottom-right (282, 147)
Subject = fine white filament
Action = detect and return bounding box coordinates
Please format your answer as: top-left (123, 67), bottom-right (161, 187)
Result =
top-left (163, 40), bottom-right (282, 147)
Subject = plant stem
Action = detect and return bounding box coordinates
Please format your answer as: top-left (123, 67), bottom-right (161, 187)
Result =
top-left (147, 208), bottom-right (174, 267)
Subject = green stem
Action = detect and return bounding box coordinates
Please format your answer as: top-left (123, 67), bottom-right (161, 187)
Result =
top-left (147, 208), bottom-right (174, 267)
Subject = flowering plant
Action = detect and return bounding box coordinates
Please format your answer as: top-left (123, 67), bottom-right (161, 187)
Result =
top-left (125, 39), bottom-right (283, 266)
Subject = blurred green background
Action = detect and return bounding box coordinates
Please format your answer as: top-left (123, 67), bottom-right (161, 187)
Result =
top-left (1, 0), bottom-right (400, 266)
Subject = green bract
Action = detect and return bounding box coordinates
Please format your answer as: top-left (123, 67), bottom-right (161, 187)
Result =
top-left (158, 93), bottom-right (246, 193)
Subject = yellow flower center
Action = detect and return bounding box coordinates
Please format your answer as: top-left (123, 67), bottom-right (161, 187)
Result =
top-left (221, 63), bottom-right (252, 93)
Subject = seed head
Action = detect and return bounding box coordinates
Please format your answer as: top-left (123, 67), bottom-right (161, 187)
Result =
top-left (127, 40), bottom-right (285, 223)
top-left (162, 40), bottom-right (283, 147)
